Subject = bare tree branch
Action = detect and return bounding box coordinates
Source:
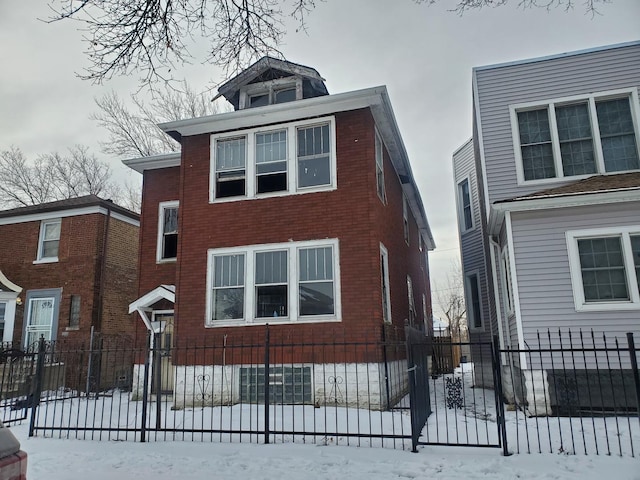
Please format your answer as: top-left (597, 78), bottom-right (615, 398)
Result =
top-left (0, 145), bottom-right (123, 209)
top-left (92, 81), bottom-right (226, 157)
top-left (414, 0), bottom-right (610, 17)
top-left (433, 259), bottom-right (467, 338)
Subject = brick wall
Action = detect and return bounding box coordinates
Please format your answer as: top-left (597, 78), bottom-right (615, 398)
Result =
top-left (134, 108), bottom-right (432, 352)
top-left (0, 211), bottom-right (140, 346)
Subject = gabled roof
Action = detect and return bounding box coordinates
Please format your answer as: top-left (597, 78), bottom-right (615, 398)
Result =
top-left (497, 172), bottom-right (640, 204)
top-left (0, 195), bottom-right (139, 222)
top-left (215, 56), bottom-right (329, 110)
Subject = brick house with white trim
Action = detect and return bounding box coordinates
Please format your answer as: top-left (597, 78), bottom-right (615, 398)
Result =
top-left (125, 57), bottom-right (435, 408)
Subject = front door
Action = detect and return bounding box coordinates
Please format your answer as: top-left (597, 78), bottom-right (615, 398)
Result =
top-left (153, 312), bottom-right (174, 393)
top-left (24, 297), bottom-right (55, 348)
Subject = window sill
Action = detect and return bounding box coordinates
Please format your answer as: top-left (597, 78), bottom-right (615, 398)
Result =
top-left (205, 316), bottom-right (342, 328)
top-left (210, 184), bottom-right (337, 204)
top-left (33, 257), bottom-right (59, 265)
top-left (156, 258), bottom-right (177, 264)
top-left (575, 301), bottom-right (640, 312)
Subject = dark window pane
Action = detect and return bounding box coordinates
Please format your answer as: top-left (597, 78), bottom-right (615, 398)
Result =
top-left (69, 295), bottom-right (81, 328)
top-left (631, 235), bottom-right (640, 293)
top-left (596, 98), bottom-right (640, 172)
top-left (255, 251), bottom-right (287, 284)
top-left (163, 233), bottom-right (178, 259)
top-left (578, 237), bottom-right (629, 302)
top-left (257, 173), bottom-right (287, 193)
top-left (216, 177), bottom-right (245, 198)
top-left (298, 156), bottom-right (330, 188)
top-left (299, 282), bottom-right (334, 316)
top-left (468, 274), bottom-right (481, 328)
top-left (42, 240), bottom-right (59, 258)
top-left (250, 94), bottom-right (269, 108)
top-left (256, 285), bottom-right (288, 318)
top-left (275, 88), bottom-right (296, 104)
top-left (212, 287), bottom-right (244, 320)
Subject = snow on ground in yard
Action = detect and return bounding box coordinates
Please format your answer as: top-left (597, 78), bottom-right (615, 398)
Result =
top-left (5, 361), bottom-right (640, 479)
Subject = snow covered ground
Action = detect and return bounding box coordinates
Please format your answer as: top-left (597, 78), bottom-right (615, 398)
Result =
top-left (5, 362), bottom-right (640, 479)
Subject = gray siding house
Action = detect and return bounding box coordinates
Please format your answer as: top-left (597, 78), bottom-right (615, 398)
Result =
top-left (454, 41), bottom-right (640, 413)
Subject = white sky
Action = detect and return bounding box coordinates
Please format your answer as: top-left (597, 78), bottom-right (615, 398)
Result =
top-left (1, 0), bottom-right (639, 316)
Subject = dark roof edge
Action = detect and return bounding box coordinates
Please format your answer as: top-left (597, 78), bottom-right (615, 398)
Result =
top-left (0, 195), bottom-right (139, 221)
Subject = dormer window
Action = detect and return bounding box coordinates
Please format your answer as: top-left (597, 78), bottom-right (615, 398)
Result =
top-left (239, 78), bottom-right (303, 110)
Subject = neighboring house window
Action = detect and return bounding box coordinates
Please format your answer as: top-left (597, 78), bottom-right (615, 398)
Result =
top-left (403, 195), bottom-right (410, 245)
top-left (458, 178), bottom-right (473, 231)
top-left (210, 117), bottom-right (336, 201)
top-left (375, 129), bottom-right (386, 202)
top-left (422, 294), bottom-right (428, 332)
top-left (380, 244), bottom-right (392, 324)
top-left (0, 302), bottom-right (5, 343)
top-left (157, 201), bottom-right (179, 262)
top-left (215, 137), bottom-right (247, 198)
top-left (407, 275), bottom-right (416, 326)
top-left (567, 227), bottom-right (640, 311)
top-left (511, 90), bottom-right (640, 183)
top-left (501, 248), bottom-right (514, 314)
top-left (36, 219), bottom-right (61, 262)
top-left (207, 239), bottom-right (341, 326)
top-left (466, 272), bottom-right (482, 329)
top-left (69, 295), bottom-right (81, 328)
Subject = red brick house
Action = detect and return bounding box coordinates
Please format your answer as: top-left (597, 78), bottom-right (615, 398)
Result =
top-left (125, 57), bottom-right (435, 408)
top-left (0, 195), bottom-right (139, 348)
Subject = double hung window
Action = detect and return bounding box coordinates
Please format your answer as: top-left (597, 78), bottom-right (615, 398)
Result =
top-left (157, 201), bottom-right (178, 261)
top-left (567, 227), bottom-right (640, 311)
top-left (458, 178), bottom-right (473, 231)
top-left (211, 117), bottom-right (336, 201)
top-left (36, 219), bottom-right (61, 262)
top-left (512, 90), bottom-right (640, 183)
top-left (207, 240), bottom-right (340, 326)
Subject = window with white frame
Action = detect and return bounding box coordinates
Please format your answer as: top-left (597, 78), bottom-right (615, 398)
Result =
top-left (215, 137), bottom-right (247, 198)
top-left (407, 275), bottom-right (416, 326)
top-left (402, 195), bottom-right (410, 245)
top-left (207, 239), bottom-right (340, 326)
top-left (501, 247), bottom-right (514, 314)
top-left (157, 201), bottom-right (178, 261)
top-left (458, 178), bottom-right (473, 231)
top-left (567, 227), bottom-right (640, 311)
top-left (0, 302), bottom-right (5, 342)
top-left (239, 78), bottom-right (301, 109)
top-left (380, 244), bottom-right (392, 324)
top-left (36, 219), bottom-right (61, 262)
top-left (375, 129), bottom-right (386, 202)
top-left (466, 272), bottom-right (482, 329)
top-left (511, 89), bottom-right (640, 183)
top-left (210, 117), bottom-right (336, 201)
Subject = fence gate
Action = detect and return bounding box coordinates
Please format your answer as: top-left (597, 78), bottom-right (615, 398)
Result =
top-left (406, 332), bottom-right (508, 454)
top-left (0, 346), bottom-right (37, 424)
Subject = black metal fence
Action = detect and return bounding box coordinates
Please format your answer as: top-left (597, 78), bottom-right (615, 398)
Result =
top-left (500, 329), bottom-right (640, 456)
top-left (2, 327), bottom-right (638, 457)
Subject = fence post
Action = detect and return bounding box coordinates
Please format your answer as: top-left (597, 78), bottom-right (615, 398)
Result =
top-left (627, 332), bottom-right (640, 423)
top-left (493, 336), bottom-right (511, 456)
top-left (264, 324), bottom-right (270, 445)
top-left (154, 332), bottom-right (162, 429)
top-left (28, 336), bottom-right (46, 437)
top-left (140, 332), bottom-right (151, 443)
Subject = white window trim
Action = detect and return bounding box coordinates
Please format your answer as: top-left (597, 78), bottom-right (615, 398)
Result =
top-left (465, 269), bottom-right (484, 331)
top-left (239, 77), bottom-right (303, 109)
top-left (402, 194), bottom-right (410, 245)
top-left (566, 226), bottom-right (640, 312)
top-left (156, 201), bottom-right (179, 263)
top-left (209, 116), bottom-right (337, 203)
top-left (457, 176), bottom-right (475, 233)
top-left (375, 128), bottom-right (386, 204)
top-left (500, 247), bottom-right (514, 315)
top-left (34, 218), bottom-right (61, 264)
top-left (510, 88), bottom-right (640, 186)
top-left (205, 239), bottom-right (342, 327)
top-left (380, 243), bottom-right (392, 324)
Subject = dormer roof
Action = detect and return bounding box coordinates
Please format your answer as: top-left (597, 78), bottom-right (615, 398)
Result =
top-left (216, 56), bottom-right (329, 110)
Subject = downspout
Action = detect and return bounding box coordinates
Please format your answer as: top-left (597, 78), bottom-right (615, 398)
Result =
top-left (489, 236), bottom-right (506, 364)
top-left (96, 201), bottom-right (112, 332)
